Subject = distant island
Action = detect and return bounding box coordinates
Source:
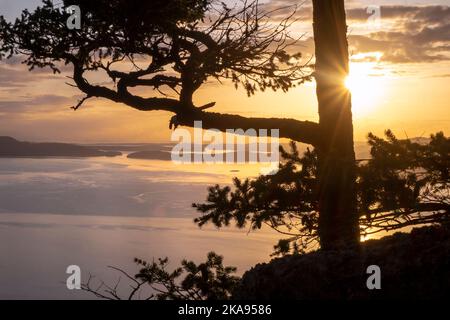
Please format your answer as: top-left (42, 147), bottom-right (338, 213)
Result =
top-left (0, 136), bottom-right (121, 158)
top-left (127, 150), bottom-right (172, 160)
top-left (0, 137), bottom-right (428, 160)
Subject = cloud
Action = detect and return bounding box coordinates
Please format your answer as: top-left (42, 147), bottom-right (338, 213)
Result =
top-left (0, 94), bottom-right (75, 113)
top-left (428, 73), bottom-right (450, 78)
top-left (345, 5), bottom-right (449, 22)
top-left (0, 65), bottom-right (31, 89)
top-left (258, 2), bottom-right (450, 64)
top-left (261, 2), bottom-right (450, 22)
top-left (348, 5), bottom-right (450, 63)
top-left (0, 61), bottom-right (63, 91)
top-left (347, 5), bottom-right (450, 63)
top-left (261, 1), bottom-right (450, 62)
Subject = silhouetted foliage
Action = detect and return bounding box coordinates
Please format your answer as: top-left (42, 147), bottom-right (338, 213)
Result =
top-left (194, 131), bottom-right (450, 255)
top-left (82, 252), bottom-right (239, 300)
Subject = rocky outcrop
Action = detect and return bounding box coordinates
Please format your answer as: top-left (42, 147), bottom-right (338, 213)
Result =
top-left (234, 225), bottom-right (450, 299)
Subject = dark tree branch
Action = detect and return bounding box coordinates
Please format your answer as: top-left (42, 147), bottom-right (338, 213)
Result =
top-left (174, 110), bottom-right (321, 146)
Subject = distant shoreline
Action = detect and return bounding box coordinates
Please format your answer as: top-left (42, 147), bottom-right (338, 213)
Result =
top-left (0, 136), bottom-right (121, 158)
top-left (2, 135), bottom-right (427, 161)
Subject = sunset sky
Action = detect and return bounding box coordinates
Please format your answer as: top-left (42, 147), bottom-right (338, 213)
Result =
top-left (0, 0), bottom-right (449, 143)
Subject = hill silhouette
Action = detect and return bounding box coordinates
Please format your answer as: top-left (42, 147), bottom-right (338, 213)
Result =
top-left (0, 136), bottom-right (121, 157)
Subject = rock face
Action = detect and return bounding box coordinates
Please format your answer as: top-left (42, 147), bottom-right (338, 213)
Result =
top-left (233, 225), bottom-right (450, 299)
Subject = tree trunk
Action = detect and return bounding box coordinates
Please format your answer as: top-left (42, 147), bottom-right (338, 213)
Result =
top-left (312, 0), bottom-right (360, 250)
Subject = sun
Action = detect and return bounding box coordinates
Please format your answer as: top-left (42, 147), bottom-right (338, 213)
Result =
top-left (345, 62), bottom-right (387, 118)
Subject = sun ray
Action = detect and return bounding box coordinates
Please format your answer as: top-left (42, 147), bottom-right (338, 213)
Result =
top-left (345, 61), bottom-right (387, 118)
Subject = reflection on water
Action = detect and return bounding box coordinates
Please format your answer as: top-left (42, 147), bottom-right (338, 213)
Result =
top-left (98, 152), bottom-right (275, 180)
top-left (0, 156), bottom-right (280, 299)
top-left (0, 154), bottom-right (266, 217)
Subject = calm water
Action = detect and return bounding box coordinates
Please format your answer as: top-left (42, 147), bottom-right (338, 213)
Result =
top-left (0, 155), bottom-right (280, 299)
